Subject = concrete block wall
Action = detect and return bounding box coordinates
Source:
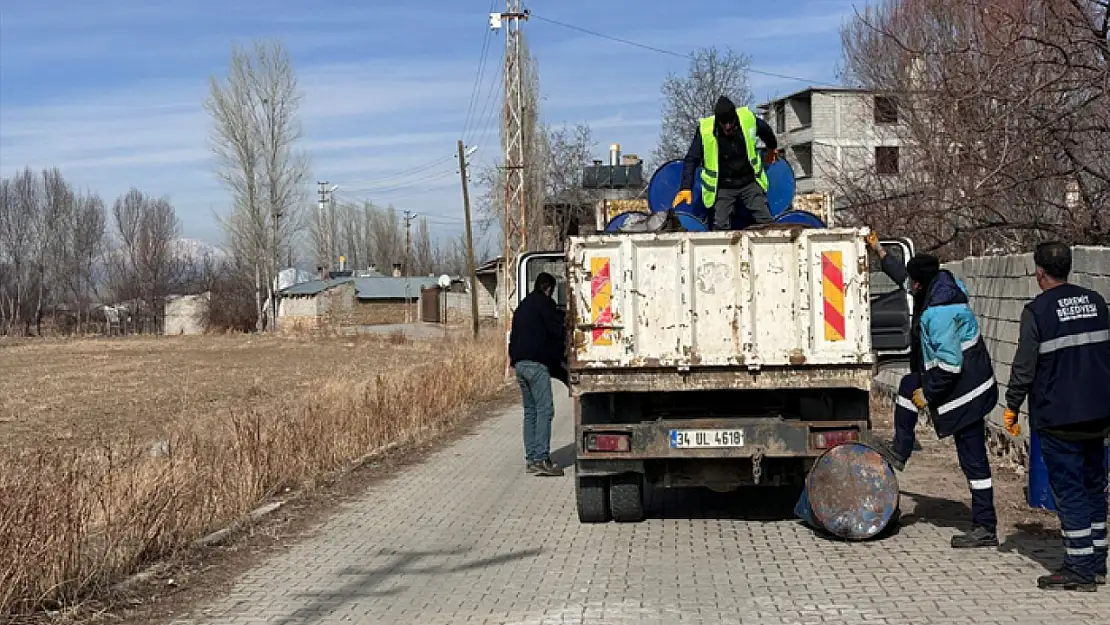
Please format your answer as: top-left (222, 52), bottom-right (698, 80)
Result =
top-left (943, 246), bottom-right (1110, 465)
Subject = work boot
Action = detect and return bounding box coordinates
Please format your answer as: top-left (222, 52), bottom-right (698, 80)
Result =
top-left (532, 459), bottom-right (564, 477)
top-left (525, 462), bottom-right (538, 474)
top-left (861, 434), bottom-right (907, 471)
top-left (1037, 569), bottom-right (1097, 592)
top-left (950, 526), bottom-right (999, 548)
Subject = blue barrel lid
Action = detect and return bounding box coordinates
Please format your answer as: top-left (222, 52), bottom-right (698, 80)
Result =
top-left (673, 210), bottom-right (708, 232)
top-left (774, 210), bottom-right (827, 228)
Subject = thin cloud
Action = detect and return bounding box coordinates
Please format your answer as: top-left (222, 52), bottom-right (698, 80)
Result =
top-left (1, 0), bottom-right (853, 244)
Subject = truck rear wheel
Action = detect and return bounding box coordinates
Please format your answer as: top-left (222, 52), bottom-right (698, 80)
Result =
top-left (609, 473), bottom-right (645, 523)
top-left (576, 476), bottom-right (611, 523)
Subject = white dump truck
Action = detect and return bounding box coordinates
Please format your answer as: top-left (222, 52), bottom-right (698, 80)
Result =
top-left (518, 224), bottom-right (914, 523)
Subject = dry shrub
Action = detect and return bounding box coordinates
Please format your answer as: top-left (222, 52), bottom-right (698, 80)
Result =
top-left (0, 335), bottom-right (505, 617)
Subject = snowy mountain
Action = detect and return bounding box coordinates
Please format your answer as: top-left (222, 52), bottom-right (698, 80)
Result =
top-left (172, 238), bottom-right (228, 263)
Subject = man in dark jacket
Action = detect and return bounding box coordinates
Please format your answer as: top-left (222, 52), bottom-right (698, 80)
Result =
top-left (672, 95), bottom-right (780, 230)
top-left (1002, 242), bottom-right (1110, 591)
top-left (874, 253), bottom-right (1001, 548)
top-left (509, 272), bottom-right (566, 477)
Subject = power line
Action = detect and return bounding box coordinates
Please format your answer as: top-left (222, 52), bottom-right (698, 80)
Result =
top-left (332, 185), bottom-right (468, 222)
top-left (334, 160), bottom-right (459, 195)
top-left (471, 62), bottom-right (505, 159)
top-left (462, 1), bottom-right (500, 144)
top-left (528, 12), bottom-right (837, 86)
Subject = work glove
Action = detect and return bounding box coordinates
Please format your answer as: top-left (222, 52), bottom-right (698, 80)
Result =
top-left (912, 388), bottom-right (928, 411)
top-left (1004, 408), bottom-right (1021, 436)
top-left (672, 189), bottom-right (692, 208)
top-left (865, 231), bottom-right (880, 251)
top-left (762, 148), bottom-right (781, 166)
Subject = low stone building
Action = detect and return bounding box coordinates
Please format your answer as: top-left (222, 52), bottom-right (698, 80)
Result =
top-left (475, 257), bottom-right (506, 320)
top-left (164, 292), bottom-right (210, 335)
top-left (277, 276), bottom-right (451, 330)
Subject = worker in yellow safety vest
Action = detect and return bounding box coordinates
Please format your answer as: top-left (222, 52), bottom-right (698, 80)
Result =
top-left (673, 95), bottom-right (780, 230)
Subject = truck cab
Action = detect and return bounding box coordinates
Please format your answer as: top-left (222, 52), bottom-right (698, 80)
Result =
top-left (517, 232), bottom-right (914, 523)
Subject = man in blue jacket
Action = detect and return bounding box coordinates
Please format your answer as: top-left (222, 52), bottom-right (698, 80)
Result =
top-left (509, 272), bottom-right (566, 477)
top-left (876, 254), bottom-right (1001, 548)
top-left (1002, 242), bottom-right (1110, 591)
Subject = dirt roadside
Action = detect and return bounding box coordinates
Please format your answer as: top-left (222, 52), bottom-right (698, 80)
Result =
top-left (24, 391), bottom-right (1075, 625)
top-left (869, 395), bottom-right (1068, 572)
top-left (16, 389), bottom-right (519, 625)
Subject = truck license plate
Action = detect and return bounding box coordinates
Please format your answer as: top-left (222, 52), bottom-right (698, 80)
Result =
top-left (670, 429), bottom-right (745, 448)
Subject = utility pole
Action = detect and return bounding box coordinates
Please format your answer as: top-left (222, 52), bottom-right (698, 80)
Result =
top-left (491, 1), bottom-right (529, 321)
top-left (458, 140), bottom-right (480, 338)
top-left (317, 181), bottom-right (330, 274)
top-left (403, 210), bottom-right (417, 322)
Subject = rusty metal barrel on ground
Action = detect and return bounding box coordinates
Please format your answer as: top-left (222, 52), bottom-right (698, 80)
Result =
top-left (795, 442), bottom-right (900, 540)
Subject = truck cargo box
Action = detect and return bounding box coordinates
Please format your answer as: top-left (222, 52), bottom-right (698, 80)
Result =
top-left (566, 226), bottom-right (873, 372)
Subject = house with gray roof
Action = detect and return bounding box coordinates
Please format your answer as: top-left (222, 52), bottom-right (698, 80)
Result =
top-left (276, 275), bottom-right (462, 330)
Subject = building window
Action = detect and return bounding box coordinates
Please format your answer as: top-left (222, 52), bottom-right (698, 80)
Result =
top-left (876, 146), bottom-right (900, 175)
top-left (792, 143), bottom-right (814, 179)
top-left (775, 104), bottom-right (786, 133)
top-left (874, 96), bottom-right (898, 124)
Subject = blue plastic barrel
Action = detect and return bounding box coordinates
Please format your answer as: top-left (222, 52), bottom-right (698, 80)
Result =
top-left (760, 150), bottom-right (796, 218)
top-left (649, 153), bottom-right (796, 229)
top-left (604, 211), bottom-right (638, 232)
top-left (774, 210), bottom-right (827, 228)
top-left (1029, 430), bottom-right (1110, 511)
top-left (648, 160), bottom-right (708, 221)
top-left (795, 441), bottom-right (900, 540)
top-left (1028, 430), bottom-right (1054, 511)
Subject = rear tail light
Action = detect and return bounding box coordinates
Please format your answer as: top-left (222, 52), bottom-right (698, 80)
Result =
top-left (811, 429), bottom-right (859, 449)
top-left (585, 433), bottom-right (630, 452)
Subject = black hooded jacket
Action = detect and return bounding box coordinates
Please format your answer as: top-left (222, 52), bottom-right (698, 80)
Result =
top-left (508, 290), bottom-right (565, 370)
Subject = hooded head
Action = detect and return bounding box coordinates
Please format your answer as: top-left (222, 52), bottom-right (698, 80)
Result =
top-left (713, 96), bottom-right (739, 135)
top-left (906, 254), bottom-right (940, 294)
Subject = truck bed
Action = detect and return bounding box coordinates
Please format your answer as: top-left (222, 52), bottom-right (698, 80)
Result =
top-left (567, 226), bottom-right (873, 372)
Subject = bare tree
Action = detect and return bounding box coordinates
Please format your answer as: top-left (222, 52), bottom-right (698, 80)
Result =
top-left (653, 47), bottom-right (754, 165)
top-left (2, 169), bottom-right (40, 335)
top-left (71, 192), bottom-right (106, 331)
top-left (207, 39), bottom-right (307, 331)
top-left (0, 175), bottom-right (25, 334)
top-left (411, 218), bottom-right (435, 275)
top-left (543, 122), bottom-right (600, 244)
top-left (109, 189), bottom-right (182, 333)
top-left (833, 0), bottom-right (1110, 256)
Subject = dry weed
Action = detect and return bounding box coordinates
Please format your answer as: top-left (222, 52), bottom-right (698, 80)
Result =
top-left (0, 334), bottom-right (505, 617)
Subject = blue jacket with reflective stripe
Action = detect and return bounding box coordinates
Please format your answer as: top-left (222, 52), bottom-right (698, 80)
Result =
top-left (1027, 283), bottom-right (1110, 428)
top-left (919, 271), bottom-right (998, 437)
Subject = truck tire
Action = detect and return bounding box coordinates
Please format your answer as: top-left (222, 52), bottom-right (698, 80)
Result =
top-left (609, 473), bottom-right (645, 523)
top-left (577, 476), bottom-right (611, 523)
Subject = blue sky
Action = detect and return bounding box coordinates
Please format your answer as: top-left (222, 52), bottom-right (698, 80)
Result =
top-left (0, 0), bottom-right (856, 250)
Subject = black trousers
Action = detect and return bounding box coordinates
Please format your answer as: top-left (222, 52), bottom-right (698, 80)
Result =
top-left (711, 182), bottom-right (772, 230)
top-left (894, 373), bottom-right (998, 533)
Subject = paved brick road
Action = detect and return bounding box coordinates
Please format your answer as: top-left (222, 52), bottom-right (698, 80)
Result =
top-left (177, 386), bottom-right (1110, 625)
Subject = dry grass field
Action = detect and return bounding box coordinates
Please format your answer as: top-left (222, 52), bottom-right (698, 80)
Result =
top-left (0, 333), bottom-right (459, 448)
top-left (0, 331), bottom-right (508, 618)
